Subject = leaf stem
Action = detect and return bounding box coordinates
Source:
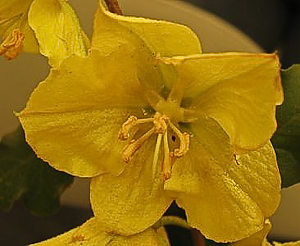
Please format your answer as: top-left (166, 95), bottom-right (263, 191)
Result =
top-left (104, 0), bottom-right (123, 15)
top-left (153, 216), bottom-right (192, 230)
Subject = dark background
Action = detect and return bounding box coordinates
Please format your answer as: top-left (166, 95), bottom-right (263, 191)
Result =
top-left (187, 0), bottom-right (300, 68)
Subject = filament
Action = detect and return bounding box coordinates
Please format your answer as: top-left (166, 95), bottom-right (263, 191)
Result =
top-left (122, 127), bottom-right (155, 163)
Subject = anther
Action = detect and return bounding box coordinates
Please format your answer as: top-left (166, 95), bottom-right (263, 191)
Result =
top-left (168, 121), bottom-right (190, 157)
top-left (174, 132), bottom-right (189, 157)
top-left (118, 116), bottom-right (154, 140)
top-left (0, 28), bottom-right (25, 60)
top-left (118, 116), bottom-right (138, 140)
top-left (122, 127), bottom-right (155, 163)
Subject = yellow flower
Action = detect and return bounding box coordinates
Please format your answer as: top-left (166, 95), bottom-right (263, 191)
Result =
top-left (29, 217), bottom-right (169, 246)
top-left (231, 220), bottom-right (300, 246)
top-left (0, 0), bottom-right (87, 64)
top-left (17, 1), bottom-right (283, 243)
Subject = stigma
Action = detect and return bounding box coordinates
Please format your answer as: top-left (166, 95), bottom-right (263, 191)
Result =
top-left (118, 112), bottom-right (190, 180)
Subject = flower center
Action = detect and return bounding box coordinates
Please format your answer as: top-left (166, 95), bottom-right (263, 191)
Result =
top-left (118, 112), bottom-right (189, 180)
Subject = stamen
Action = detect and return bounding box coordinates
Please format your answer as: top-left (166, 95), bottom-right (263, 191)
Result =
top-left (162, 131), bottom-right (172, 180)
top-left (122, 127), bottom-right (155, 163)
top-left (168, 121), bottom-right (190, 157)
top-left (119, 113), bottom-right (190, 180)
top-left (118, 116), bottom-right (154, 140)
top-left (0, 28), bottom-right (25, 60)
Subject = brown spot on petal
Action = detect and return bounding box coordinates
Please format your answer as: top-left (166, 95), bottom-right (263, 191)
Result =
top-left (69, 234), bottom-right (85, 244)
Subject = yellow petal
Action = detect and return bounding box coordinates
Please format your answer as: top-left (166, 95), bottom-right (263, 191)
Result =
top-left (165, 119), bottom-right (280, 242)
top-left (176, 191), bottom-right (263, 243)
top-left (17, 49), bottom-right (148, 177)
top-left (19, 16), bottom-right (39, 53)
top-left (165, 115), bottom-right (234, 194)
top-left (226, 141), bottom-right (281, 219)
top-left (28, 0), bottom-right (88, 67)
top-left (109, 228), bottom-right (161, 246)
top-left (166, 118), bottom-right (263, 243)
top-left (231, 220), bottom-right (300, 246)
top-left (30, 217), bottom-right (111, 246)
top-left (30, 217), bottom-right (160, 246)
top-left (92, 1), bottom-right (201, 94)
top-left (90, 136), bottom-right (173, 236)
top-left (92, 1), bottom-right (201, 56)
top-left (230, 220), bottom-right (272, 246)
top-left (173, 165), bottom-right (264, 242)
top-left (160, 53), bottom-right (282, 151)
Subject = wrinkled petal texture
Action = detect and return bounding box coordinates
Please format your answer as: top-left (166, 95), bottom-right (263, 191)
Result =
top-left (91, 136), bottom-right (173, 236)
top-left (92, 1), bottom-right (201, 94)
top-left (227, 142), bottom-right (281, 219)
top-left (28, 0), bottom-right (88, 67)
top-left (30, 217), bottom-right (161, 246)
top-left (161, 53), bottom-right (282, 151)
top-left (17, 49), bottom-right (148, 177)
top-left (165, 115), bottom-right (281, 242)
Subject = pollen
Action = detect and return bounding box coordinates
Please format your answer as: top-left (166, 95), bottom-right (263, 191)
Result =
top-left (118, 112), bottom-right (190, 180)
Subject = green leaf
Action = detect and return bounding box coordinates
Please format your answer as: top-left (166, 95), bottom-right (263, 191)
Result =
top-left (272, 65), bottom-right (300, 188)
top-left (0, 126), bottom-right (73, 216)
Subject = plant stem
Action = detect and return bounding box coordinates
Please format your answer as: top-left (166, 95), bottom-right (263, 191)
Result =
top-left (104, 0), bottom-right (123, 15)
top-left (153, 216), bottom-right (192, 230)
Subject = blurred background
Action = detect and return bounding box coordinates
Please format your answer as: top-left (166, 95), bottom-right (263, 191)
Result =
top-left (1, 0), bottom-right (300, 245)
top-left (187, 0), bottom-right (300, 68)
